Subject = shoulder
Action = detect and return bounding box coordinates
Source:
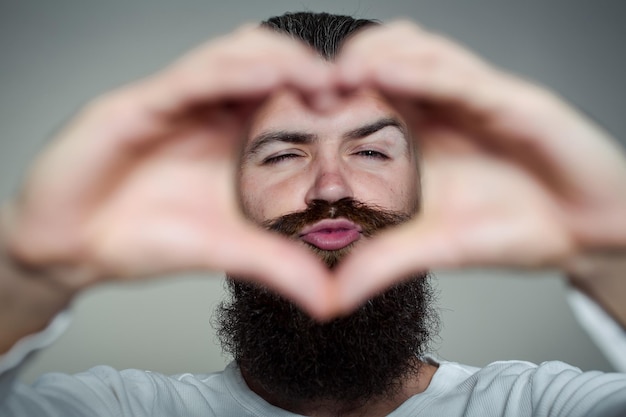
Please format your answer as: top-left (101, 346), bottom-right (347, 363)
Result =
top-left (404, 359), bottom-right (626, 417)
top-left (439, 359), bottom-right (625, 395)
top-left (17, 364), bottom-right (235, 417)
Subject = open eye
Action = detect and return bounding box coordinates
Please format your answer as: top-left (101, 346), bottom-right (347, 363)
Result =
top-left (355, 149), bottom-right (389, 160)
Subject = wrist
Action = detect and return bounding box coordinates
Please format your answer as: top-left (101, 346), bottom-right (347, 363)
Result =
top-left (0, 203), bottom-right (83, 353)
top-left (565, 250), bottom-right (626, 329)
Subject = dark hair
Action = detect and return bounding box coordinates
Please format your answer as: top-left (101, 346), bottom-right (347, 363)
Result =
top-left (261, 12), bottom-right (378, 60)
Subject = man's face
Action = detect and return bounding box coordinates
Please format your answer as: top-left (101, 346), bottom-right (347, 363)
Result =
top-left (240, 89), bottom-right (420, 235)
top-left (221, 89), bottom-right (435, 407)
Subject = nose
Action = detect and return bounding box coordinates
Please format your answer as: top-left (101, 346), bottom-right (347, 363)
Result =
top-left (304, 156), bottom-right (354, 205)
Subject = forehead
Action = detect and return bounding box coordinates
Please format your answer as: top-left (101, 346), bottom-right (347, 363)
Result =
top-left (248, 89), bottom-right (404, 142)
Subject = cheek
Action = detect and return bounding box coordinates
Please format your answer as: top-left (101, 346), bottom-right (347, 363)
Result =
top-left (400, 168), bottom-right (421, 213)
top-left (355, 165), bottom-right (420, 214)
top-left (238, 174), bottom-right (262, 222)
top-left (399, 181), bottom-right (421, 214)
top-left (239, 171), bottom-right (307, 223)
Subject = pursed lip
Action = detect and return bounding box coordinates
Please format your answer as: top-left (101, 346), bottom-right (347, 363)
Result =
top-left (299, 218), bottom-right (362, 251)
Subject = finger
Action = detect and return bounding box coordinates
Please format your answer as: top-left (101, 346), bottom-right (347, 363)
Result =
top-left (209, 225), bottom-right (338, 319)
top-left (28, 24), bottom-right (334, 187)
top-left (334, 205), bottom-right (576, 315)
top-left (334, 21), bottom-right (426, 92)
top-left (19, 97), bottom-right (245, 228)
top-left (139, 26), bottom-right (334, 117)
top-left (335, 21), bottom-right (503, 115)
top-left (26, 26), bottom-right (334, 211)
top-left (87, 207), bottom-right (338, 319)
top-left (333, 220), bottom-right (456, 314)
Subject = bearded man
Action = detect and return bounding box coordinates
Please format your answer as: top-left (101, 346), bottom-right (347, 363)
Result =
top-left (1, 11), bottom-right (626, 417)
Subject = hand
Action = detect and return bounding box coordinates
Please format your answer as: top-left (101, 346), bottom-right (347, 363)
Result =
top-left (332, 21), bottom-right (626, 313)
top-left (1, 26), bottom-right (336, 320)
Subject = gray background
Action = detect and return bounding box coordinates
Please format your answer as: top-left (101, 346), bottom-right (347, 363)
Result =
top-left (0, 0), bottom-right (623, 383)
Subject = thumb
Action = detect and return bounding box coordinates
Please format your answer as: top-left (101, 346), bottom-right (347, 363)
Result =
top-left (205, 224), bottom-right (337, 319)
top-left (334, 220), bottom-right (453, 314)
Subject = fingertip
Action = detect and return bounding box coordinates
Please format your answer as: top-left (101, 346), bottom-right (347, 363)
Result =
top-left (335, 62), bottom-right (366, 92)
top-left (333, 248), bottom-right (387, 309)
top-left (333, 229), bottom-right (430, 310)
top-left (300, 288), bottom-right (343, 322)
top-left (302, 90), bottom-right (341, 113)
top-left (238, 233), bottom-right (337, 314)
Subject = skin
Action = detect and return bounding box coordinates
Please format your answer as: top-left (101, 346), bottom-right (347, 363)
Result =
top-left (0, 21), bottom-right (625, 415)
top-left (240, 88), bottom-right (420, 223)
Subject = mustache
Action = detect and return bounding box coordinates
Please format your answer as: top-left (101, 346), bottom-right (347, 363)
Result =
top-left (262, 198), bottom-right (412, 238)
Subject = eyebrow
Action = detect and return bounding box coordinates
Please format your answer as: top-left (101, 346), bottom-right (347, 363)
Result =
top-left (344, 117), bottom-right (406, 140)
top-left (245, 131), bottom-right (315, 157)
top-left (245, 117), bottom-right (407, 158)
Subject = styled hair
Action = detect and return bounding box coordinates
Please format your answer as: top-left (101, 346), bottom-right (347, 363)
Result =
top-left (261, 12), bottom-right (378, 60)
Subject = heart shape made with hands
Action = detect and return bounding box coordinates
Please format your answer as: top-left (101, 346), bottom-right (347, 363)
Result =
top-left (226, 22), bottom-right (623, 318)
top-left (10, 22), bottom-right (625, 321)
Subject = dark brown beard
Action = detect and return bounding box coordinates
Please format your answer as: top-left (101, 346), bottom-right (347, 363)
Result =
top-left (215, 198), bottom-right (439, 408)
